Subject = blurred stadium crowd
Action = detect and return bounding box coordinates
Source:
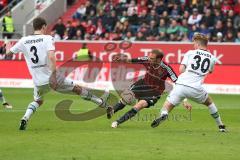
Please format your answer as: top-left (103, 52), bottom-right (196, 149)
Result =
top-left (51, 0), bottom-right (240, 42)
top-left (1, 0), bottom-right (240, 42)
top-left (0, 0), bottom-right (10, 11)
top-left (0, 0), bottom-right (21, 12)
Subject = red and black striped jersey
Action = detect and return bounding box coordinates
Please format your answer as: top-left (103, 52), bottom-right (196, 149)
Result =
top-left (131, 57), bottom-right (178, 94)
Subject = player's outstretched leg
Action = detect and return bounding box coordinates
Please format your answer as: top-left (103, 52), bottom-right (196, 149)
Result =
top-left (0, 89), bottom-right (12, 109)
top-left (100, 89), bottom-right (111, 108)
top-left (111, 100), bottom-right (147, 128)
top-left (73, 85), bottom-right (109, 107)
top-left (107, 99), bottom-right (126, 119)
top-left (111, 108), bottom-right (138, 128)
top-left (20, 101), bottom-right (42, 130)
top-left (72, 85), bottom-right (113, 118)
top-left (151, 100), bottom-right (174, 128)
top-left (203, 96), bottom-right (226, 132)
top-left (113, 100), bottom-right (127, 113)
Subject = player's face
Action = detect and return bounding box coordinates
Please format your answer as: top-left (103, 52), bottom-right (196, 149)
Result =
top-left (149, 53), bottom-right (161, 65)
top-left (148, 53), bottom-right (156, 64)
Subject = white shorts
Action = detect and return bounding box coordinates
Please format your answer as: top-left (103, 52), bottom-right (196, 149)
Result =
top-left (33, 78), bottom-right (74, 101)
top-left (167, 84), bottom-right (208, 106)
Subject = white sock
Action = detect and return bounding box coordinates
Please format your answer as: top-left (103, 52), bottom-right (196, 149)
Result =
top-left (90, 95), bottom-right (103, 105)
top-left (22, 101), bottom-right (39, 121)
top-left (80, 88), bottom-right (103, 105)
top-left (208, 103), bottom-right (223, 126)
top-left (160, 107), bottom-right (169, 116)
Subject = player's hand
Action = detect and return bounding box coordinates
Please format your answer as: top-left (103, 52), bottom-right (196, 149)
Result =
top-left (5, 41), bottom-right (14, 54)
top-left (49, 71), bottom-right (58, 90)
top-left (112, 54), bottom-right (128, 62)
top-left (183, 101), bottom-right (192, 111)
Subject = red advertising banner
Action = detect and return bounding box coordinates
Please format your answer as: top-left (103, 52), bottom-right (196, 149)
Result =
top-left (0, 60), bottom-right (239, 84)
top-left (1, 41), bottom-right (240, 65)
top-left (0, 41), bottom-right (240, 94)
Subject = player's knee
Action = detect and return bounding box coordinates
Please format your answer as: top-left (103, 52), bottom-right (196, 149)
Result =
top-left (203, 96), bottom-right (213, 106)
top-left (163, 100), bottom-right (175, 110)
top-left (139, 100), bottom-right (148, 107)
top-left (134, 100), bottom-right (148, 110)
top-left (73, 85), bottom-right (82, 95)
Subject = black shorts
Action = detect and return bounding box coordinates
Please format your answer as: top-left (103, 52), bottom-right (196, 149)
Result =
top-left (129, 79), bottom-right (161, 108)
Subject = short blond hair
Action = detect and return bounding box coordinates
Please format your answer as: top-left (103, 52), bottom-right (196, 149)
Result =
top-left (152, 49), bottom-right (164, 59)
top-left (192, 33), bottom-right (208, 46)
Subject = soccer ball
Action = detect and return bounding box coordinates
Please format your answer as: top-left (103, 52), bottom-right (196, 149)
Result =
top-left (120, 90), bottom-right (136, 105)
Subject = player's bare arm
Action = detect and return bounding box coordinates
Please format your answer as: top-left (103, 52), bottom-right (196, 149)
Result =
top-left (112, 54), bottom-right (129, 62)
top-left (165, 62), bottom-right (191, 110)
top-left (112, 54), bottom-right (149, 64)
top-left (179, 64), bottom-right (186, 74)
top-left (48, 50), bottom-right (56, 72)
top-left (48, 50), bottom-right (58, 90)
top-left (182, 99), bottom-right (192, 111)
top-left (5, 41), bottom-right (14, 55)
top-left (176, 63), bottom-right (192, 110)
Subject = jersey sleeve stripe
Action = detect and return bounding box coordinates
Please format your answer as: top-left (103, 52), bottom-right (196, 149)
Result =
top-left (161, 62), bottom-right (178, 82)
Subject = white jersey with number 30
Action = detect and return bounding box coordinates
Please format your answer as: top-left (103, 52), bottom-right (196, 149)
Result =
top-left (176, 49), bottom-right (216, 89)
top-left (10, 35), bottom-right (55, 86)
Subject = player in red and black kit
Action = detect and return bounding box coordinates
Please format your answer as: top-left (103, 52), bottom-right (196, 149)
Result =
top-left (109, 49), bottom-right (178, 128)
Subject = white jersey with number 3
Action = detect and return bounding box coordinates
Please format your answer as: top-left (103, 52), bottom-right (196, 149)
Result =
top-left (10, 35), bottom-right (55, 86)
top-left (176, 49), bottom-right (216, 89)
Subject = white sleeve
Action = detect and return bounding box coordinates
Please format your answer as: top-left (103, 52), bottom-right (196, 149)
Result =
top-left (47, 36), bottom-right (55, 51)
top-left (181, 51), bottom-right (191, 66)
top-left (10, 40), bottom-right (23, 54)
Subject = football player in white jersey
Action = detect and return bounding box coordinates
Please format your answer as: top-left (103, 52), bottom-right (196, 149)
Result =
top-left (151, 33), bottom-right (226, 132)
top-left (6, 17), bottom-right (110, 130)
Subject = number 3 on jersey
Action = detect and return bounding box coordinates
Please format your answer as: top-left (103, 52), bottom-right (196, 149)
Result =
top-left (30, 46), bottom-right (39, 64)
top-left (191, 55), bottom-right (210, 73)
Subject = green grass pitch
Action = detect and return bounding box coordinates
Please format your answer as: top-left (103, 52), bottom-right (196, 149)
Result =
top-left (0, 88), bottom-right (239, 160)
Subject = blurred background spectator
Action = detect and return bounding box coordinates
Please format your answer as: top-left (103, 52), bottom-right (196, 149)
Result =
top-left (0, 0), bottom-right (7, 12)
top-left (0, 0), bottom-right (22, 14)
top-left (75, 43), bottom-right (92, 61)
top-left (62, 0), bottom-right (240, 42)
top-left (3, 0), bottom-right (240, 42)
top-left (52, 18), bottom-right (66, 39)
top-left (2, 10), bottom-right (14, 39)
top-left (188, 8), bottom-right (202, 26)
top-left (235, 29), bottom-right (240, 42)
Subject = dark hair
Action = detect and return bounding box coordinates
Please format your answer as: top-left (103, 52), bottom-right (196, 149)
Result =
top-left (33, 17), bottom-right (47, 31)
top-left (152, 49), bottom-right (164, 59)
